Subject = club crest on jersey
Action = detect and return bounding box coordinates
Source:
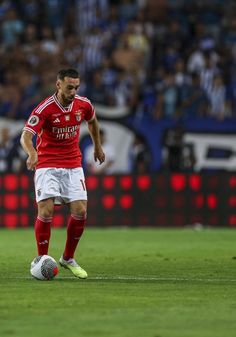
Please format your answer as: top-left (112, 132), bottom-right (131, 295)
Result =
top-left (75, 110), bottom-right (82, 122)
top-left (28, 115), bottom-right (39, 126)
top-left (65, 115), bottom-right (70, 121)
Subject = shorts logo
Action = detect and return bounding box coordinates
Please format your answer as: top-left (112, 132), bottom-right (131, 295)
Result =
top-left (37, 189), bottom-right (41, 196)
top-left (28, 115), bottom-right (39, 126)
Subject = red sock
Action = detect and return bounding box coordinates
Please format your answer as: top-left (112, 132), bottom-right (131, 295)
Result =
top-left (35, 216), bottom-right (52, 255)
top-left (63, 214), bottom-right (86, 260)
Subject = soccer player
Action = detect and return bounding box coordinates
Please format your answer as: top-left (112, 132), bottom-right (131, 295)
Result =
top-left (20, 68), bottom-right (105, 279)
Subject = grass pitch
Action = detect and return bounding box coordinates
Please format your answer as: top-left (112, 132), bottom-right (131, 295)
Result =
top-left (1, 228), bottom-right (236, 337)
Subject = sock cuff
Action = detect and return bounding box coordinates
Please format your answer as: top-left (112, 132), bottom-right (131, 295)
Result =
top-left (71, 213), bottom-right (87, 221)
top-left (37, 215), bottom-right (52, 223)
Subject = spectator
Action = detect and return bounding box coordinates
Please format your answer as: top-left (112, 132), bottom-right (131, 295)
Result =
top-left (42, 0), bottom-right (69, 41)
top-left (75, 0), bottom-right (109, 34)
top-left (113, 69), bottom-right (139, 109)
top-left (1, 8), bottom-right (24, 47)
top-left (0, 126), bottom-right (25, 172)
top-left (126, 19), bottom-right (150, 65)
top-left (22, 23), bottom-right (39, 51)
top-left (16, 69), bottom-right (41, 120)
top-left (207, 74), bottom-right (232, 120)
top-left (85, 69), bottom-right (112, 105)
top-left (164, 19), bottom-right (188, 52)
top-left (82, 26), bottom-right (107, 72)
top-left (163, 124), bottom-right (195, 172)
top-left (0, 0), bottom-right (12, 21)
top-left (179, 72), bottom-right (209, 119)
top-left (112, 32), bottom-right (144, 75)
top-left (17, 0), bottom-right (42, 27)
top-left (0, 73), bottom-right (21, 119)
top-left (162, 45), bottom-right (180, 71)
top-left (40, 25), bottom-right (59, 55)
top-left (100, 57), bottom-right (117, 92)
top-left (200, 51), bottom-right (219, 95)
top-left (128, 133), bottom-right (151, 174)
top-left (0, 126), bottom-right (13, 172)
top-left (187, 44), bottom-right (206, 74)
top-left (154, 71), bottom-right (179, 119)
top-left (118, 0), bottom-right (139, 22)
top-left (174, 58), bottom-right (190, 87)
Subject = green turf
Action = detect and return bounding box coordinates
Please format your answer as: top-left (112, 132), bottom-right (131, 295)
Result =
top-left (1, 228), bottom-right (236, 337)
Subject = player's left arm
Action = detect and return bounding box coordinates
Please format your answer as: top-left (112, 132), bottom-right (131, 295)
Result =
top-left (87, 117), bottom-right (105, 165)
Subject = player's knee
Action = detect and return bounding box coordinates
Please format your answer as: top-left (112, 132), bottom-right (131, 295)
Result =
top-left (38, 206), bottom-right (54, 219)
top-left (38, 210), bottom-right (53, 219)
top-left (70, 201), bottom-right (87, 218)
top-left (72, 206), bottom-right (87, 219)
top-left (38, 199), bottom-right (54, 218)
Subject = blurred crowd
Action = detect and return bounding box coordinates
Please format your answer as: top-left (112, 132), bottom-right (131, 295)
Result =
top-left (0, 0), bottom-right (235, 121)
top-left (0, 0), bottom-right (236, 173)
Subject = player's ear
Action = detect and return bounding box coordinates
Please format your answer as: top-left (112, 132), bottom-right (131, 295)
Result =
top-left (56, 80), bottom-right (61, 90)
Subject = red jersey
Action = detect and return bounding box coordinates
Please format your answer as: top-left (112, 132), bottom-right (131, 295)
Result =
top-left (23, 93), bottom-right (95, 169)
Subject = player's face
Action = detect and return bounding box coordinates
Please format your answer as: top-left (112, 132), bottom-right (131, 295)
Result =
top-left (57, 77), bottom-right (80, 105)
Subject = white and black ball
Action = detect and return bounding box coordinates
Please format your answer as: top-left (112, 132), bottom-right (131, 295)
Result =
top-left (30, 255), bottom-right (59, 280)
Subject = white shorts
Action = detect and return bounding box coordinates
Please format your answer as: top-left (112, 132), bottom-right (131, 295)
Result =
top-left (34, 168), bottom-right (87, 204)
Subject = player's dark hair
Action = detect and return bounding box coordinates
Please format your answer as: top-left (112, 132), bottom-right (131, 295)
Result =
top-left (57, 69), bottom-right (79, 80)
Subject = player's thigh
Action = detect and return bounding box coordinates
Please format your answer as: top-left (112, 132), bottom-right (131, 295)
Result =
top-left (35, 168), bottom-right (61, 202)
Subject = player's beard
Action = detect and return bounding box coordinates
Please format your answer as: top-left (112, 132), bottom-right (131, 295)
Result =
top-left (62, 93), bottom-right (74, 106)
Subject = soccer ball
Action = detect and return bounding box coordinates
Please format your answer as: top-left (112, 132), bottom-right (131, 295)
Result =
top-left (30, 255), bottom-right (59, 280)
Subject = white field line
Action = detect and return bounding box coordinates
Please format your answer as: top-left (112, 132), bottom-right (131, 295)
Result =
top-left (1, 275), bottom-right (236, 282)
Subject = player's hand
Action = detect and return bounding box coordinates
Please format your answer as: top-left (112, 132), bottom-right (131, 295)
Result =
top-left (94, 147), bottom-right (105, 165)
top-left (26, 151), bottom-right (38, 171)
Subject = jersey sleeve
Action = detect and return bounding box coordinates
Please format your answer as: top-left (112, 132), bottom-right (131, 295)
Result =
top-left (83, 98), bottom-right (95, 122)
top-left (23, 108), bottom-right (46, 135)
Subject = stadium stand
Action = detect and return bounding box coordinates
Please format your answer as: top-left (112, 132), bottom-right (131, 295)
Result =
top-left (0, 0), bottom-right (235, 173)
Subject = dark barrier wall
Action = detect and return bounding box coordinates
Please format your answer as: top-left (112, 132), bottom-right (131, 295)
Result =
top-left (1, 173), bottom-right (236, 228)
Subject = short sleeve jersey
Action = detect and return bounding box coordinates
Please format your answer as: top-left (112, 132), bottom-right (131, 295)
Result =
top-left (23, 93), bottom-right (95, 169)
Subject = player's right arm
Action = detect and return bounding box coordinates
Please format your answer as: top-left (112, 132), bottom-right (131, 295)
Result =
top-left (20, 130), bottom-right (38, 171)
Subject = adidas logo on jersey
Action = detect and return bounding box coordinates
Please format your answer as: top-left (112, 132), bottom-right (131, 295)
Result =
top-left (53, 118), bottom-right (60, 123)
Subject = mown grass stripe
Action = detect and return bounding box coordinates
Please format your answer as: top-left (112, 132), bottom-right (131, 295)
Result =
top-left (1, 275), bottom-right (236, 283)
